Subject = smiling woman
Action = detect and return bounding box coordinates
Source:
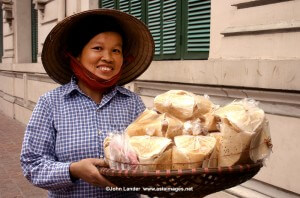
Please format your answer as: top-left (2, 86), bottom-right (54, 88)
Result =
top-left (67, 30), bottom-right (125, 103)
top-left (20, 9), bottom-right (154, 198)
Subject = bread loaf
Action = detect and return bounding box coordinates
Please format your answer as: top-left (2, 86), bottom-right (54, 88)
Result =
top-left (154, 90), bottom-right (214, 121)
top-left (172, 135), bottom-right (216, 169)
top-left (125, 109), bottom-right (183, 138)
top-left (129, 136), bottom-right (172, 171)
top-left (214, 99), bottom-right (265, 133)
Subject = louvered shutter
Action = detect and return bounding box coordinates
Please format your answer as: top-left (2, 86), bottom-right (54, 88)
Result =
top-left (147, 0), bottom-right (180, 60)
top-left (99, 0), bottom-right (117, 9)
top-left (119, 0), bottom-right (145, 22)
top-left (147, 0), bottom-right (161, 57)
top-left (182, 0), bottom-right (210, 59)
top-left (31, 2), bottom-right (38, 63)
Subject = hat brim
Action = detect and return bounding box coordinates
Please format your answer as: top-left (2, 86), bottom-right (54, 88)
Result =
top-left (42, 9), bottom-right (154, 86)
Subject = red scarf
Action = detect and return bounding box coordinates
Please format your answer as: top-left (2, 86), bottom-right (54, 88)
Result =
top-left (66, 53), bottom-right (121, 92)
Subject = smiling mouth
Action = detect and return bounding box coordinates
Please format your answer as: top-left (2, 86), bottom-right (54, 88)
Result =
top-left (96, 66), bottom-right (113, 71)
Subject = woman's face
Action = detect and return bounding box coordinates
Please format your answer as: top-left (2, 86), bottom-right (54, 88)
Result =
top-left (77, 31), bottom-right (123, 80)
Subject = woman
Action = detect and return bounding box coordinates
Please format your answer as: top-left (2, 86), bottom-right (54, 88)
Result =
top-left (20, 9), bottom-right (154, 197)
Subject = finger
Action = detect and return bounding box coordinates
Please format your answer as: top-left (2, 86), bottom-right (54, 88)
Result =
top-left (90, 158), bottom-right (107, 167)
top-left (99, 174), bottom-right (117, 188)
top-left (92, 170), bottom-right (117, 188)
top-left (88, 164), bottom-right (116, 188)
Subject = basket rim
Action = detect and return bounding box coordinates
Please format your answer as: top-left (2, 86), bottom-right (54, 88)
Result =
top-left (98, 161), bottom-right (263, 177)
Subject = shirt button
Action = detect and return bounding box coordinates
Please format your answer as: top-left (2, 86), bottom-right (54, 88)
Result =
top-left (98, 130), bottom-right (102, 135)
top-left (100, 155), bottom-right (104, 158)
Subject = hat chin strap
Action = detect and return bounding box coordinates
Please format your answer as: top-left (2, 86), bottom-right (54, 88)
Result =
top-left (67, 53), bottom-right (121, 92)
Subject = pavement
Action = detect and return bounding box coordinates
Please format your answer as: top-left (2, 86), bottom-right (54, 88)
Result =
top-left (0, 111), bottom-right (237, 198)
top-left (0, 112), bottom-right (48, 198)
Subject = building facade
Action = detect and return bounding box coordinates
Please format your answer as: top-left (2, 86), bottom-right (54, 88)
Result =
top-left (0, 0), bottom-right (299, 197)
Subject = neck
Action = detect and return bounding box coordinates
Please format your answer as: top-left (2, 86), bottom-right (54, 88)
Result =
top-left (78, 80), bottom-right (103, 104)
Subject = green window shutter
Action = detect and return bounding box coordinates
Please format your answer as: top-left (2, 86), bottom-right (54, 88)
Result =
top-left (31, 2), bottom-right (38, 63)
top-left (147, 0), bottom-right (161, 57)
top-left (99, 0), bottom-right (118, 9)
top-left (119, 0), bottom-right (146, 22)
top-left (182, 0), bottom-right (210, 59)
top-left (147, 0), bottom-right (181, 60)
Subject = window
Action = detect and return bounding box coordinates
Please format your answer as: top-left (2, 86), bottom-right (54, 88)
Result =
top-left (99, 0), bottom-right (210, 60)
top-left (31, 1), bottom-right (38, 63)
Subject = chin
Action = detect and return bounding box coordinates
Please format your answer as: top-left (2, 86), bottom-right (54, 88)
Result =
top-left (96, 74), bottom-right (113, 81)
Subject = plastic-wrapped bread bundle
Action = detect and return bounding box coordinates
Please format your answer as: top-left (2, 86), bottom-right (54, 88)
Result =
top-left (250, 118), bottom-right (272, 163)
top-left (203, 111), bottom-right (219, 132)
top-left (104, 134), bottom-right (139, 170)
top-left (125, 109), bottom-right (183, 138)
top-left (193, 95), bottom-right (215, 120)
top-left (129, 136), bottom-right (172, 171)
top-left (217, 122), bottom-right (245, 167)
top-left (125, 109), bottom-right (163, 137)
top-left (215, 99), bottom-right (266, 166)
top-left (214, 99), bottom-right (265, 133)
top-left (154, 90), bottom-right (214, 121)
top-left (202, 132), bottom-right (222, 168)
top-left (182, 118), bottom-right (203, 136)
top-left (172, 135), bottom-right (216, 169)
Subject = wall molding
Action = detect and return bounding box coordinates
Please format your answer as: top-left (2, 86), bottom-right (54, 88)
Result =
top-left (1, 0), bottom-right (13, 25)
top-left (221, 21), bottom-right (300, 36)
top-left (0, 70), bottom-right (56, 84)
top-left (231, 179), bottom-right (300, 198)
top-left (134, 81), bottom-right (300, 118)
top-left (231, 0), bottom-right (293, 9)
top-left (0, 91), bottom-right (35, 111)
top-left (41, 18), bottom-right (57, 25)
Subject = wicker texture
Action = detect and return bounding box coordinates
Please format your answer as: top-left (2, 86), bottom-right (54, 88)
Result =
top-left (98, 162), bottom-right (263, 197)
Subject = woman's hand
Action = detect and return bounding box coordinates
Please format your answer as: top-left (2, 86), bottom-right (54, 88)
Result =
top-left (69, 158), bottom-right (116, 188)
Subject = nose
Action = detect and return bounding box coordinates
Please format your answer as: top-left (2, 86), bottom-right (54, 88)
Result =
top-left (101, 50), bottom-right (113, 63)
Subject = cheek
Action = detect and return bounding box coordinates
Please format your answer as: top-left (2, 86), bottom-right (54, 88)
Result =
top-left (116, 57), bottom-right (124, 71)
top-left (80, 53), bottom-right (97, 66)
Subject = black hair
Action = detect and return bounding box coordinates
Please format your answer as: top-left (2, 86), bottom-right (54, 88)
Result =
top-left (66, 15), bottom-right (126, 57)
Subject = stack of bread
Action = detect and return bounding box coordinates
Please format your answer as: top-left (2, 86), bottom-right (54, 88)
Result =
top-left (104, 90), bottom-right (272, 171)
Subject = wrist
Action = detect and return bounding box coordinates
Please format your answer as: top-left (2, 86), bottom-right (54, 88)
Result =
top-left (69, 162), bottom-right (79, 182)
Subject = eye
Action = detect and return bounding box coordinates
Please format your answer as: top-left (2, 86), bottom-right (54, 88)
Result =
top-left (112, 48), bottom-right (122, 54)
top-left (92, 46), bottom-right (103, 51)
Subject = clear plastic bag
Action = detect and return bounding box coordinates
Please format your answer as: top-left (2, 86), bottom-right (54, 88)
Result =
top-left (104, 133), bottom-right (139, 170)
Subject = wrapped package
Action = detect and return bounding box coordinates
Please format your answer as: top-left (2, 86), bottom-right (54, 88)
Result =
top-left (214, 99), bottom-right (266, 166)
top-left (104, 134), bottom-right (139, 170)
top-left (250, 118), bottom-right (272, 163)
top-left (154, 90), bottom-right (214, 121)
top-left (202, 112), bottom-right (219, 132)
top-left (125, 109), bottom-right (163, 136)
top-left (172, 135), bottom-right (216, 169)
top-left (125, 109), bottom-right (183, 138)
top-left (218, 122), bottom-right (254, 167)
top-left (129, 136), bottom-right (172, 171)
top-left (214, 99), bottom-right (265, 133)
top-left (202, 132), bottom-right (222, 168)
top-left (182, 118), bottom-right (203, 136)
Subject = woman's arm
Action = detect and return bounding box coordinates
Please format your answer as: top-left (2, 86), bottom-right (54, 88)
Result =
top-left (20, 95), bottom-right (74, 190)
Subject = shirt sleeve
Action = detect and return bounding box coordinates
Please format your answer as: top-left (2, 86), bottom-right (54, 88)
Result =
top-left (20, 95), bottom-right (74, 190)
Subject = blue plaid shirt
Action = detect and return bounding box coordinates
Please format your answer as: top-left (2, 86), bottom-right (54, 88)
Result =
top-left (20, 77), bottom-right (145, 197)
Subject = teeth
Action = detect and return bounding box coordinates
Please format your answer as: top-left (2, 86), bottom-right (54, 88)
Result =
top-left (97, 66), bottom-right (112, 71)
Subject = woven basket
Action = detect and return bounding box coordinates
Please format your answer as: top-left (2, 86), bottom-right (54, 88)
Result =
top-left (98, 161), bottom-right (263, 197)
